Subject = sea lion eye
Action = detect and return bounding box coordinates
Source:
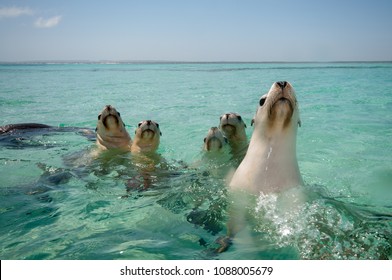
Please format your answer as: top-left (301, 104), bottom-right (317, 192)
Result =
top-left (204, 137), bottom-right (206, 143)
top-left (117, 112), bottom-right (121, 117)
top-left (98, 114), bottom-right (101, 120)
top-left (156, 123), bottom-right (159, 128)
top-left (138, 122), bottom-right (142, 127)
top-left (237, 116), bottom-right (242, 121)
top-left (259, 98), bottom-right (266, 107)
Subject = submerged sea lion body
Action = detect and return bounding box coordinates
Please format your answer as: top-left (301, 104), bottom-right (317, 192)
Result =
top-left (0, 123), bottom-right (96, 149)
top-left (0, 123), bottom-right (52, 134)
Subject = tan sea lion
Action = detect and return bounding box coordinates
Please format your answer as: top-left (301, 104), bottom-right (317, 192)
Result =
top-left (126, 120), bottom-right (163, 192)
top-left (219, 112), bottom-right (248, 161)
top-left (131, 120), bottom-right (161, 154)
top-left (203, 127), bottom-right (228, 152)
top-left (229, 81), bottom-right (303, 194)
top-left (198, 126), bottom-right (232, 177)
top-left (95, 105), bottom-right (132, 151)
top-left (217, 81), bottom-right (304, 253)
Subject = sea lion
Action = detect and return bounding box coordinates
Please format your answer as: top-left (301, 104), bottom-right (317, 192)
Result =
top-left (203, 127), bottom-right (228, 152)
top-left (131, 120), bottom-right (161, 154)
top-left (229, 81), bottom-right (303, 194)
top-left (216, 81), bottom-right (304, 253)
top-left (198, 126), bottom-right (232, 177)
top-left (0, 123), bottom-right (96, 149)
top-left (95, 105), bottom-right (132, 151)
top-left (219, 112), bottom-right (248, 161)
top-left (125, 120), bottom-right (163, 192)
top-left (0, 123), bottom-right (52, 134)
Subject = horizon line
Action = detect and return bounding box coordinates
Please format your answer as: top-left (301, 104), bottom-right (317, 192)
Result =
top-left (1, 59), bottom-right (392, 65)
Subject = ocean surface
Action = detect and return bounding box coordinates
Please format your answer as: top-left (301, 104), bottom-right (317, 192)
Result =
top-left (0, 62), bottom-right (391, 260)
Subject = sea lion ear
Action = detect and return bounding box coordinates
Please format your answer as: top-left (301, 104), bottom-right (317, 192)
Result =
top-left (95, 127), bottom-right (98, 132)
top-left (204, 137), bottom-right (207, 143)
top-left (98, 114), bottom-right (101, 120)
top-left (156, 123), bottom-right (162, 136)
top-left (244, 122), bottom-right (247, 128)
top-left (251, 119), bottom-right (255, 126)
top-left (298, 119), bottom-right (302, 127)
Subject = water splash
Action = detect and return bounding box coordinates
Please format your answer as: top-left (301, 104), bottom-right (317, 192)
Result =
top-left (253, 187), bottom-right (391, 259)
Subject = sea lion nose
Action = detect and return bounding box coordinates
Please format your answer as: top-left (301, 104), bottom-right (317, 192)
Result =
top-left (276, 81), bottom-right (287, 89)
top-left (225, 113), bottom-right (230, 119)
top-left (147, 120), bottom-right (151, 125)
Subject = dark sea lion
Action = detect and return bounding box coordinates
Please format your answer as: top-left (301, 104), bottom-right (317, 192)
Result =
top-left (0, 123), bottom-right (52, 134)
top-left (0, 123), bottom-right (95, 149)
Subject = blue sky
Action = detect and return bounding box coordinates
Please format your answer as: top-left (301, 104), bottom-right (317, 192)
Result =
top-left (0, 0), bottom-right (391, 62)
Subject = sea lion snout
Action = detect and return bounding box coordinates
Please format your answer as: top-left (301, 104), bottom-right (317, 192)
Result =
top-left (276, 81), bottom-right (288, 89)
top-left (104, 105), bottom-right (117, 115)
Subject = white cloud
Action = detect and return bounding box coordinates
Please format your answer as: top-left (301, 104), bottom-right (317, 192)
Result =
top-left (0, 6), bottom-right (33, 18)
top-left (34, 15), bottom-right (62, 28)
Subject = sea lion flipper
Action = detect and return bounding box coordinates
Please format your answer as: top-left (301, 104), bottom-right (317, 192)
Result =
top-left (214, 236), bottom-right (232, 253)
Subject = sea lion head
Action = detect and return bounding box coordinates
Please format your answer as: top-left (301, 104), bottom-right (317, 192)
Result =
top-left (95, 105), bottom-right (131, 150)
top-left (132, 120), bottom-right (161, 153)
top-left (97, 105), bottom-right (125, 133)
top-left (251, 81), bottom-right (301, 133)
top-left (203, 127), bottom-right (228, 151)
top-left (219, 112), bottom-right (247, 141)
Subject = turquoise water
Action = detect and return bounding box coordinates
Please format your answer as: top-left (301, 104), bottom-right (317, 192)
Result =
top-left (0, 62), bottom-right (391, 259)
